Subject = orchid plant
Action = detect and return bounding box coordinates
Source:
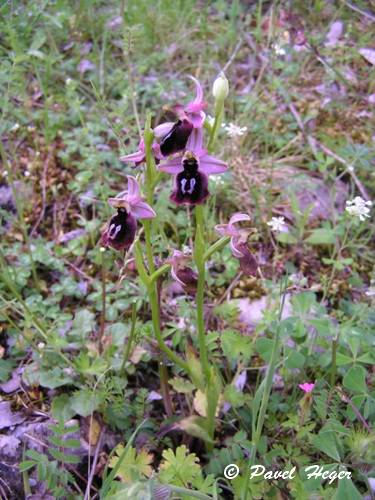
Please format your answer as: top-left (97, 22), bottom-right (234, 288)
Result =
top-left (101, 74), bottom-right (258, 450)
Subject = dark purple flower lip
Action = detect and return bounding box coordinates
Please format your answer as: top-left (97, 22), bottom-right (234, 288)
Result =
top-left (236, 241), bottom-right (258, 276)
top-left (159, 129), bottom-right (228, 206)
top-left (170, 152), bottom-right (209, 205)
top-left (101, 208), bottom-right (137, 251)
top-left (159, 119), bottom-right (193, 157)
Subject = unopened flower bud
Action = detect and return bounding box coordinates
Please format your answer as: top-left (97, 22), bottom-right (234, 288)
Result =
top-left (212, 72), bottom-right (229, 101)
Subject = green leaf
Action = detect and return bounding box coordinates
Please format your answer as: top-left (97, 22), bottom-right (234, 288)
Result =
top-left (255, 338), bottom-right (273, 362)
top-left (305, 228), bottom-right (336, 245)
top-left (357, 352), bottom-right (375, 365)
top-left (49, 448), bottom-right (80, 464)
top-left (39, 368), bottom-right (74, 389)
top-left (0, 359), bottom-right (15, 382)
top-left (291, 292), bottom-right (316, 315)
top-left (336, 353), bottom-right (353, 366)
top-left (178, 416), bottom-right (215, 444)
top-left (51, 394), bottom-right (76, 422)
top-left (70, 389), bottom-right (103, 417)
top-left (159, 445), bottom-right (201, 487)
top-left (221, 330), bottom-right (252, 362)
top-left (169, 377), bottom-right (195, 394)
top-left (284, 348), bottom-right (305, 369)
top-left (109, 445), bottom-right (153, 482)
top-left (332, 478), bottom-right (362, 500)
top-left (312, 430), bottom-right (341, 461)
top-left (343, 365), bottom-right (367, 394)
top-left (276, 232), bottom-right (298, 244)
top-left (19, 460), bottom-right (36, 472)
top-left (70, 309), bottom-right (95, 338)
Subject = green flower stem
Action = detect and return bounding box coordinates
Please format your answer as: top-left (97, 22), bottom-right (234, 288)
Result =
top-left (194, 205), bottom-right (210, 382)
top-left (138, 116), bottom-right (191, 377)
top-left (194, 205), bottom-right (217, 448)
top-left (147, 281), bottom-right (190, 374)
top-left (203, 236), bottom-right (231, 262)
top-left (120, 301), bottom-right (137, 374)
top-left (149, 263), bottom-right (171, 284)
top-left (207, 100), bottom-right (224, 152)
top-left (143, 220), bottom-right (155, 274)
top-left (241, 279), bottom-right (288, 500)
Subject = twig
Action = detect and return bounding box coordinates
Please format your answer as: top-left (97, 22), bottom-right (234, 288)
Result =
top-left (84, 427), bottom-right (105, 500)
top-left (337, 387), bottom-right (372, 432)
top-left (343, 0), bottom-right (375, 22)
top-left (314, 141), bottom-right (370, 201)
top-left (222, 38), bottom-right (243, 73)
top-left (285, 100), bottom-right (370, 200)
top-left (216, 271), bottom-right (243, 305)
top-left (59, 193), bottom-right (74, 230)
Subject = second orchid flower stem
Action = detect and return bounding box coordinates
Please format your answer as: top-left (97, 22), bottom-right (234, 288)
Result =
top-left (141, 118), bottom-right (191, 377)
top-left (194, 205), bottom-right (210, 382)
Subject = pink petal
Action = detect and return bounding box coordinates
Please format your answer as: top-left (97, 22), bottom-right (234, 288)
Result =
top-left (131, 200), bottom-right (156, 219)
top-left (229, 213), bottom-right (251, 225)
top-left (126, 176), bottom-right (140, 199)
top-left (152, 142), bottom-right (164, 160)
top-left (199, 154), bottom-right (228, 174)
top-left (171, 266), bottom-right (184, 286)
top-left (230, 237), bottom-right (244, 258)
top-left (185, 127), bottom-right (204, 153)
top-left (158, 158), bottom-right (184, 174)
top-left (120, 150), bottom-right (145, 164)
top-left (186, 111), bottom-right (205, 128)
top-left (214, 223), bottom-right (239, 238)
top-left (188, 76), bottom-right (203, 104)
top-left (299, 382), bottom-right (315, 393)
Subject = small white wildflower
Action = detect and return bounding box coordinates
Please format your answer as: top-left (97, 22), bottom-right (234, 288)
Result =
top-left (37, 342), bottom-right (45, 349)
top-left (224, 122), bottom-right (248, 138)
top-left (267, 216), bottom-right (287, 232)
top-left (345, 196), bottom-right (372, 221)
top-left (347, 165), bottom-right (354, 172)
top-left (10, 123), bottom-right (20, 132)
top-left (65, 77), bottom-right (73, 86)
top-left (100, 246), bottom-right (106, 252)
top-left (365, 286), bottom-right (375, 297)
top-left (24, 171), bottom-right (31, 177)
top-left (3, 170), bottom-right (8, 177)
